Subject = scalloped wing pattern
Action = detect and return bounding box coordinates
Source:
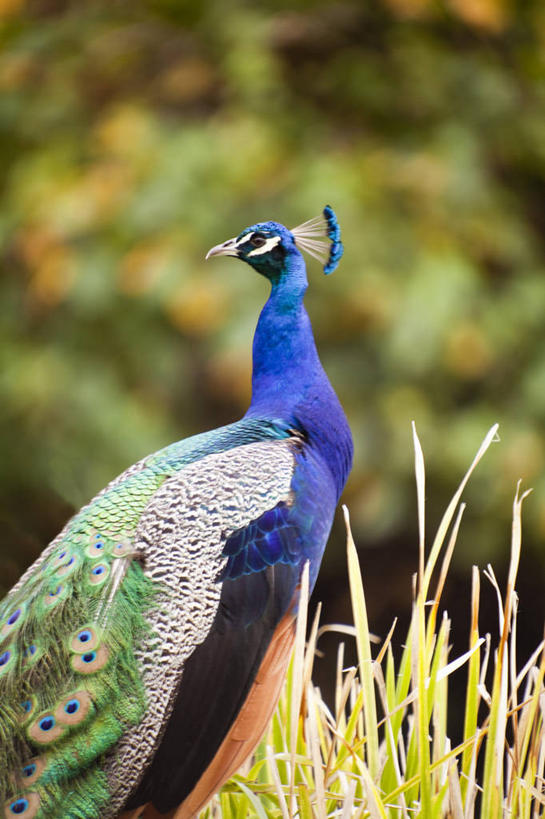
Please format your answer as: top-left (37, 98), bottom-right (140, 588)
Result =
top-left (0, 421), bottom-right (293, 819)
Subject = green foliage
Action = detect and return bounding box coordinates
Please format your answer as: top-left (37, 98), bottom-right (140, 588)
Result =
top-left (202, 427), bottom-right (545, 817)
top-left (2, 0), bottom-right (545, 591)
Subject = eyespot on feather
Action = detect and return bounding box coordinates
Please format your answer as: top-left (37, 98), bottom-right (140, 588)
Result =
top-left (55, 554), bottom-right (80, 578)
top-left (85, 531), bottom-right (113, 559)
top-left (71, 644), bottom-right (109, 674)
top-left (3, 793), bottom-right (40, 818)
top-left (1, 604), bottom-right (26, 638)
top-left (21, 644), bottom-right (41, 668)
top-left (18, 697), bottom-right (38, 725)
top-left (54, 690), bottom-right (93, 726)
top-left (47, 548), bottom-right (74, 573)
top-left (69, 624), bottom-right (102, 653)
top-left (17, 757), bottom-right (46, 787)
top-left (27, 712), bottom-right (65, 744)
top-left (87, 563), bottom-right (110, 586)
top-left (112, 538), bottom-right (132, 557)
top-left (42, 583), bottom-right (69, 609)
top-left (0, 646), bottom-right (17, 678)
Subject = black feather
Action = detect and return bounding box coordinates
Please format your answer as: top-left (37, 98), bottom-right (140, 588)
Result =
top-left (126, 562), bottom-right (299, 812)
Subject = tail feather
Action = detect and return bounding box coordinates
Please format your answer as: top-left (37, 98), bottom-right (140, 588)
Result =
top-left (121, 613), bottom-right (295, 819)
top-left (175, 612), bottom-right (295, 818)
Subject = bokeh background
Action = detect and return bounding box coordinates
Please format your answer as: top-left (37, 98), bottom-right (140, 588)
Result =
top-left (2, 0), bottom-right (545, 696)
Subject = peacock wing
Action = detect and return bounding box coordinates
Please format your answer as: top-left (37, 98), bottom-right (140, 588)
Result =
top-left (111, 437), bottom-right (301, 816)
top-left (124, 440), bottom-right (336, 817)
top-left (0, 423), bottom-right (293, 819)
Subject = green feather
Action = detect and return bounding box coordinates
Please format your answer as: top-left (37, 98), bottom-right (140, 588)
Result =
top-left (1, 418), bottom-right (290, 816)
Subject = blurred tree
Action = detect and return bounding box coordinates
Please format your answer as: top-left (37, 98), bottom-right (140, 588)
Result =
top-left (1, 0), bottom-right (545, 667)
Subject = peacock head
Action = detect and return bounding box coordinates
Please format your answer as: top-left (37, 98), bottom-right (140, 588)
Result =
top-left (206, 206), bottom-right (343, 281)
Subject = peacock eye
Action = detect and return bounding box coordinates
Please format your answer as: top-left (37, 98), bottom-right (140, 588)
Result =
top-left (250, 234), bottom-right (266, 247)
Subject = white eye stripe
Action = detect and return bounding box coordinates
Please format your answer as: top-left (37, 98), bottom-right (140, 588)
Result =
top-left (247, 235), bottom-right (282, 257)
top-left (235, 232), bottom-right (253, 247)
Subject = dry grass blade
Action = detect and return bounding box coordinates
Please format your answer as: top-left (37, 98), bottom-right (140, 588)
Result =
top-left (214, 424), bottom-right (545, 819)
top-left (266, 745), bottom-right (289, 819)
top-left (344, 504), bottom-right (380, 782)
top-left (305, 684), bottom-right (326, 819)
top-left (289, 560), bottom-right (309, 816)
top-left (448, 762), bottom-right (464, 819)
top-left (412, 421), bottom-right (426, 586)
top-left (422, 424), bottom-right (499, 598)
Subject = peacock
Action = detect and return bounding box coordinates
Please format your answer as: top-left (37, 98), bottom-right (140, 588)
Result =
top-left (0, 206), bottom-right (353, 819)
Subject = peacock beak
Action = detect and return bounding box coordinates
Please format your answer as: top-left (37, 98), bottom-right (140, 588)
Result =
top-left (205, 238), bottom-right (238, 260)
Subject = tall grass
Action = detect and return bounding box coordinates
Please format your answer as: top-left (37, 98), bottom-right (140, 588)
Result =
top-left (208, 424), bottom-right (545, 818)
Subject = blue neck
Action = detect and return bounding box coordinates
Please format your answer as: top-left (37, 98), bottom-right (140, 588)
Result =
top-left (244, 253), bottom-right (353, 497)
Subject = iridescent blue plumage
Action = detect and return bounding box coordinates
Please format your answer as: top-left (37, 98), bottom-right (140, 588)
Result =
top-left (0, 206), bottom-right (352, 819)
top-left (223, 502), bottom-right (300, 577)
top-left (323, 204), bottom-right (344, 275)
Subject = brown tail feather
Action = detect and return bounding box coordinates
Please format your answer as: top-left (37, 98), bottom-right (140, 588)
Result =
top-left (117, 612), bottom-right (295, 819)
top-left (173, 611), bottom-right (295, 818)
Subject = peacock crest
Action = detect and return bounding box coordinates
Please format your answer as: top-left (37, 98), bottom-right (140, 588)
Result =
top-left (291, 205), bottom-right (344, 274)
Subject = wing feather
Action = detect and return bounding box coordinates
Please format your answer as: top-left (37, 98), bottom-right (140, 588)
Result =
top-left (0, 421), bottom-right (294, 819)
top-left (108, 439), bottom-right (296, 814)
top-left (126, 565), bottom-right (300, 815)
